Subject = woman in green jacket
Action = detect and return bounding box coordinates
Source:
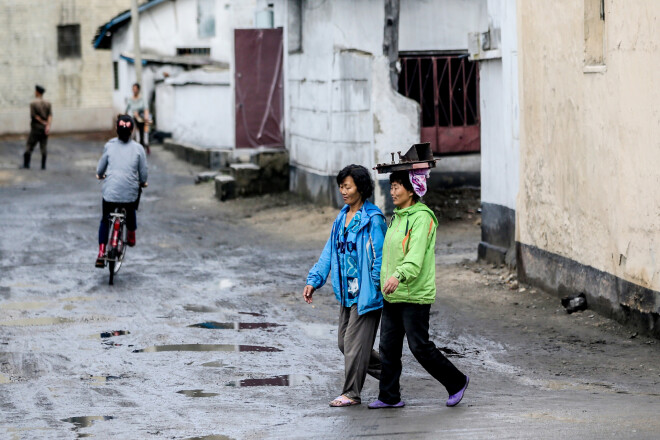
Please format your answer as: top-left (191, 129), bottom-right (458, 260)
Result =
top-left (368, 170), bottom-right (469, 409)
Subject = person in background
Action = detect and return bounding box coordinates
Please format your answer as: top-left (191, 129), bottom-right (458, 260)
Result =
top-left (368, 170), bottom-right (469, 409)
top-left (303, 165), bottom-right (387, 407)
top-left (95, 115), bottom-right (148, 267)
top-left (125, 83), bottom-right (150, 154)
top-left (24, 85), bottom-right (52, 170)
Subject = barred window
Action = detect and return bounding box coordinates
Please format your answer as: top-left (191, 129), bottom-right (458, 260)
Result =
top-left (57, 24), bottom-right (81, 59)
top-left (176, 47), bottom-right (211, 56)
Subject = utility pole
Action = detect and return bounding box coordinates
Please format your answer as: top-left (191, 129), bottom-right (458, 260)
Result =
top-left (383, 0), bottom-right (400, 90)
top-left (131, 0), bottom-right (142, 85)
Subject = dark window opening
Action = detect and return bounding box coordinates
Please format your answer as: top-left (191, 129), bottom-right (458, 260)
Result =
top-left (398, 54), bottom-right (480, 154)
top-left (177, 47), bottom-right (211, 56)
top-left (57, 24), bottom-right (81, 59)
top-left (113, 61), bottom-right (119, 90)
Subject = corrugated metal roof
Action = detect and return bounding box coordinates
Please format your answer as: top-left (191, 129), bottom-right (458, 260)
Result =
top-left (92, 0), bottom-right (172, 49)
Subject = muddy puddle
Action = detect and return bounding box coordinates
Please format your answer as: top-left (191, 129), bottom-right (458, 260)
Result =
top-left (0, 317), bottom-right (73, 326)
top-left (185, 435), bottom-right (234, 440)
top-left (438, 346), bottom-right (481, 358)
top-left (188, 322), bottom-right (283, 330)
top-left (88, 375), bottom-right (123, 386)
top-left (100, 330), bottom-right (130, 338)
top-left (133, 344), bottom-right (282, 353)
top-left (226, 375), bottom-right (314, 387)
top-left (184, 305), bottom-right (217, 313)
top-left (177, 389), bottom-right (220, 398)
top-left (61, 416), bottom-right (113, 436)
top-left (0, 301), bottom-right (49, 310)
top-left (201, 361), bottom-right (226, 368)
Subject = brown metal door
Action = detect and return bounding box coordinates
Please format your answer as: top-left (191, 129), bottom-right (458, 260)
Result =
top-left (234, 28), bottom-right (284, 148)
top-left (398, 54), bottom-right (480, 155)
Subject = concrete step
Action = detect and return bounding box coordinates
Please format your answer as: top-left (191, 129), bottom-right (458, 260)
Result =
top-left (195, 171), bottom-right (219, 184)
top-left (229, 163), bottom-right (261, 197)
top-left (214, 174), bottom-right (236, 201)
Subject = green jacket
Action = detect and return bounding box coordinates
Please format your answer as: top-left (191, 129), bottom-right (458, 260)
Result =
top-left (381, 202), bottom-right (438, 304)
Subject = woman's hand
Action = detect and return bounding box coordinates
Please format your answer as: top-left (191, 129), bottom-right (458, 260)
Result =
top-left (303, 285), bottom-right (315, 304)
top-left (382, 276), bottom-right (399, 295)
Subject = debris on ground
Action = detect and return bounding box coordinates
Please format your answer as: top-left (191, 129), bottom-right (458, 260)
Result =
top-left (561, 293), bottom-right (588, 314)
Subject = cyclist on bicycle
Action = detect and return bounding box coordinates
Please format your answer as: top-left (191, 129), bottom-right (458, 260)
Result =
top-left (95, 115), bottom-right (148, 268)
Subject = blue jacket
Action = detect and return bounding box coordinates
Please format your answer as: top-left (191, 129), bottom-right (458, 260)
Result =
top-left (306, 200), bottom-right (387, 315)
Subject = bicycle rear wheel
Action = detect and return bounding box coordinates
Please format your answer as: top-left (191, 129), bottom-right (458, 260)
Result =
top-left (108, 259), bottom-right (115, 285)
top-left (113, 241), bottom-right (127, 274)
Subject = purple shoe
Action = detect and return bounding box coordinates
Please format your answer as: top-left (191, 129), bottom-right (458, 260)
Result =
top-left (446, 375), bottom-right (469, 407)
top-left (368, 399), bottom-right (405, 409)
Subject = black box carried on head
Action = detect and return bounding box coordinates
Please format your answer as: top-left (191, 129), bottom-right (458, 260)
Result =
top-left (374, 142), bottom-right (438, 174)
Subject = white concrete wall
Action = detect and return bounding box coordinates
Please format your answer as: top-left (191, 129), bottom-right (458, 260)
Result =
top-left (155, 69), bottom-right (233, 148)
top-left (286, 0), bottom-right (384, 177)
top-left (479, 0), bottom-right (519, 210)
top-left (280, 0), bottom-right (489, 205)
top-left (399, 0), bottom-right (487, 52)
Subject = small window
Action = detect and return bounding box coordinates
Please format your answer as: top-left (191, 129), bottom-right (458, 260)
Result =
top-left (57, 24), bottom-right (81, 59)
top-left (584, 0), bottom-right (605, 67)
top-left (113, 61), bottom-right (119, 90)
top-left (198, 0), bottom-right (216, 38)
top-left (176, 47), bottom-right (211, 56)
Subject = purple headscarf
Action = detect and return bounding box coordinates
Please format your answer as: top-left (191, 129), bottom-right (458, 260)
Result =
top-left (409, 169), bottom-right (430, 197)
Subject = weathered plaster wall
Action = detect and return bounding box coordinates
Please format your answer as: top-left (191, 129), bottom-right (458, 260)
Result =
top-left (517, 1), bottom-right (660, 311)
top-left (480, 0), bottom-right (519, 211)
top-left (0, 0), bottom-right (132, 134)
top-left (477, 0), bottom-right (519, 264)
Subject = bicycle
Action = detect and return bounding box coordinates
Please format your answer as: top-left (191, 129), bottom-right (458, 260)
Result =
top-left (103, 208), bottom-right (128, 286)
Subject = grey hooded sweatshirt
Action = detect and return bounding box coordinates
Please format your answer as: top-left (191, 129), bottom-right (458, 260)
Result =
top-left (96, 138), bottom-right (148, 203)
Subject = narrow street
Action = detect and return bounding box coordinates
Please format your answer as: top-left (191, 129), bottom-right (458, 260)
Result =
top-left (0, 135), bottom-right (658, 440)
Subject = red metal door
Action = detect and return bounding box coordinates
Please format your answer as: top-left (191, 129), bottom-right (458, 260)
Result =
top-left (398, 55), bottom-right (480, 155)
top-left (234, 28), bottom-right (284, 148)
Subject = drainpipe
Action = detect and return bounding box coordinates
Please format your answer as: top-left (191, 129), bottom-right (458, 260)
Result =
top-left (131, 0), bottom-right (142, 85)
top-left (383, 0), bottom-right (400, 89)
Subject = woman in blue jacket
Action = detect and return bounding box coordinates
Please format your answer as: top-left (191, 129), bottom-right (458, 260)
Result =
top-left (303, 164), bottom-right (387, 407)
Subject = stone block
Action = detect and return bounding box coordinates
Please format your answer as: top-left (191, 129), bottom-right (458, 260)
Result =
top-left (195, 171), bottom-right (219, 184)
top-left (230, 163), bottom-right (261, 197)
top-left (252, 150), bottom-right (290, 193)
top-left (214, 174), bottom-right (236, 201)
top-left (163, 140), bottom-right (230, 169)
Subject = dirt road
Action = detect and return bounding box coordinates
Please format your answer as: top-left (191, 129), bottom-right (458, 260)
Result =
top-left (0, 135), bottom-right (658, 439)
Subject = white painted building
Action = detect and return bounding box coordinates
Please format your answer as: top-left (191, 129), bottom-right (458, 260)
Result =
top-left (471, 0), bottom-right (520, 264)
top-left (270, 0), bottom-right (502, 208)
top-left (94, 0), bottom-right (256, 148)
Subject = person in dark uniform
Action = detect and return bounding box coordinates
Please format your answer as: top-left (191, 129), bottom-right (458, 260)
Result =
top-left (24, 85), bottom-right (52, 170)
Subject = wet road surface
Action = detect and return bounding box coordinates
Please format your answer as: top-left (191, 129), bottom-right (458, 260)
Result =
top-left (0, 134), bottom-right (659, 439)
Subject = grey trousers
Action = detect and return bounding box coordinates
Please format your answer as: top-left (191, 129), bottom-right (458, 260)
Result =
top-left (337, 304), bottom-right (382, 402)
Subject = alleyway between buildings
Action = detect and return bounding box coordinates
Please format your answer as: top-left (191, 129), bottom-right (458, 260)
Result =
top-left (0, 135), bottom-right (658, 439)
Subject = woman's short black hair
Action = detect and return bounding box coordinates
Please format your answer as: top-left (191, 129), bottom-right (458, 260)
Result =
top-left (133, 83), bottom-right (141, 90)
top-left (336, 164), bottom-right (374, 201)
top-left (390, 170), bottom-right (420, 201)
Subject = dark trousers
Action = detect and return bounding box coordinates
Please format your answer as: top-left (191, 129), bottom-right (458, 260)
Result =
top-left (337, 304), bottom-right (382, 402)
top-left (136, 121), bottom-right (145, 146)
top-left (98, 199), bottom-right (137, 245)
top-left (26, 128), bottom-right (48, 155)
top-left (378, 301), bottom-right (466, 404)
